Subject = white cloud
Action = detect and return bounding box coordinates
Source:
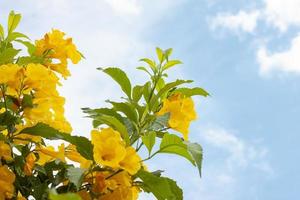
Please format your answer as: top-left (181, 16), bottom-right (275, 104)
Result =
top-left (104, 0), bottom-right (141, 15)
top-left (264, 0), bottom-right (300, 32)
top-left (202, 127), bottom-right (273, 174)
top-left (210, 10), bottom-right (260, 33)
top-left (257, 34), bottom-right (300, 75)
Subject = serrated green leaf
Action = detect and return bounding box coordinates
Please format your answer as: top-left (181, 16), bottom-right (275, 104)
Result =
top-left (142, 131), bottom-right (156, 155)
top-left (67, 167), bottom-right (86, 189)
top-left (20, 123), bottom-right (94, 160)
top-left (186, 141), bottom-right (203, 177)
top-left (175, 87), bottom-right (210, 97)
top-left (100, 67), bottom-right (132, 99)
top-left (8, 11), bottom-right (21, 33)
top-left (137, 169), bottom-right (183, 200)
top-left (159, 133), bottom-right (194, 165)
top-left (162, 60), bottom-right (182, 70)
top-left (92, 115), bottom-right (130, 145)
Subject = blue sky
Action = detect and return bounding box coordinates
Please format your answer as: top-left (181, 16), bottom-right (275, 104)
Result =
top-left (1, 0), bottom-right (300, 199)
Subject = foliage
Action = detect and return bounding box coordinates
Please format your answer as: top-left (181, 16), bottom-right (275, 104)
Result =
top-left (0, 11), bottom-right (208, 199)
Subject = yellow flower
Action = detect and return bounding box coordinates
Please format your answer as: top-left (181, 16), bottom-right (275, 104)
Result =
top-left (119, 147), bottom-right (141, 175)
top-left (24, 152), bottom-right (36, 176)
top-left (36, 144), bottom-right (65, 165)
top-left (91, 128), bottom-right (126, 168)
top-left (0, 141), bottom-right (13, 162)
top-left (0, 64), bottom-right (22, 85)
top-left (17, 192), bottom-right (26, 200)
top-left (0, 165), bottom-right (15, 199)
top-left (65, 144), bottom-right (92, 169)
top-left (157, 93), bottom-right (197, 140)
top-left (24, 63), bottom-right (59, 93)
top-left (101, 171), bottom-right (139, 200)
top-left (35, 29), bottom-right (82, 78)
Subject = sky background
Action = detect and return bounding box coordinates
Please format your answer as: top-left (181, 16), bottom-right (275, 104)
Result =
top-left (1, 0), bottom-right (300, 199)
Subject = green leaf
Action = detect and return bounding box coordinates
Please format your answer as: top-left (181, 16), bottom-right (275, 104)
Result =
top-left (100, 67), bottom-right (132, 99)
top-left (0, 24), bottom-right (4, 39)
top-left (142, 131), bottom-right (156, 155)
top-left (82, 107), bottom-right (123, 123)
top-left (67, 167), bottom-right (86, 189)
top-left (7, 32), bottom-right (30, 42)
top-left (132, 85), bottom-right (144, 102)
top-left (165, 48), bottom-right (173, 60)
top-left (21, 94), bottom-right (33, 108)
top-left (49, 191), bottom-right (82, 200)
top-left (159, 133), bottom-right (194, 165)
top-left (107, 101), bottom-right (138, 122)
top-left (137, 169), bottom-right (183, 200)
top-left (186, 141), bottom-right (203, 177)
top-left (20, 123), bottom-right (94, 160)
top-left (143, 81), bottom-right (151, 103)
top-left (92, 115), bottom-right (130, 145)
top-left (156, 47), bottom-right (164, 64)
top-left (136, 66), bottom-right (151, 76)
top-left (8, 11), bottom-right (21, 33)
top-left (140, 58), bottom-right (156, 72)
top-left (0, 47), bottom-right (20, 64)
top-left (149, 113), bottom-right (170, 131)
top-left (15, 39), bottom-right (36, 55)
top-left (174, 87), bottom-right (210, 97)
top-left (162, 60), bottom-right (182, 70)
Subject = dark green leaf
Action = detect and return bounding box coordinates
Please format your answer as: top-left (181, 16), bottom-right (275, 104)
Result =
top-left (137, 169), bottom-right (183, 200)
top-left (20, 123), bottom-right (94, 160)
top-left (107, 101), bottom-right (138, 122)
top-left (99, 67), bottom-right (132, 98)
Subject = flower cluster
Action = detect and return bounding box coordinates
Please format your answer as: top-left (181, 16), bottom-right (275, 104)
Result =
top-left (0, 11), bottom-right (206, 200)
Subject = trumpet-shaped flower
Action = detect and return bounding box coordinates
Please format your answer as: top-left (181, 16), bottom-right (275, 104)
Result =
top-left (91, 128), bottom-right (126, 168)
top-left (157, 93), bottom-right (197, 140)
